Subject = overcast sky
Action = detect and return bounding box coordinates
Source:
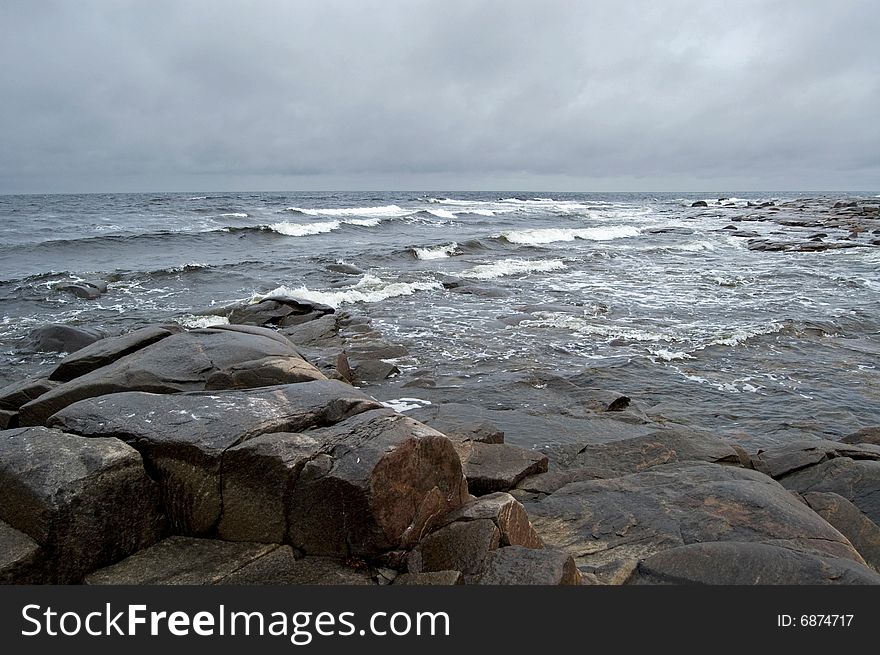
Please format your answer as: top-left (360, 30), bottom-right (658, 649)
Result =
top-left (1, 0), bottom-right (877, 193)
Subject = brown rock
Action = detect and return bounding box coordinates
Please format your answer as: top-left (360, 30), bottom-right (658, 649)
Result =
top-left (802, 492), bottom-right (880, 572)
top-left (477, 546), bottom-right (581, 585)
top-left (456, 441), bottom-right (548, 495)
top-left (407, 519), bottom-right (500, 576)
top-left (394, 571), bottom-right (464, 585)
top-left (439, 492), bottom-right (543, 549)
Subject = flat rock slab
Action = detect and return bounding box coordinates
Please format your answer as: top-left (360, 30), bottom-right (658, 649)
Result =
top-left (456, 441), bottom-right (548, 495)
top-left (751, 439), bottom-right (880, 479)
top-left (0, 427), bottom-right (164, 582)
top-left (49, 381), bottom-right (382, 534)
top-left (803, 492), bottom-right (880, 572)
top-left (281, 315), bottom-right (340, 347)
top-left (0, 377), bottom-right (57, 410)
top-left (477, 546), bottom-right (581, 585)
top-left (20, 328), bottom-right (319, 426)
top-left (220, 549), bottom-right (374, 585)
top-left (49, 324), bottom-right (180, 382)
top-left (287, 409), bottom-right (469, 557)
top-left (841, 427), bottom-right (880, 446)
top-left (0, 520), bottom-right (42, 584)
top-left (394, 571), bottom-right (464, 585)
top-left (439, 492), bottom-right (543, 549)
top-left (632, 541), bottom-right (880, 585)
top-left (779, 457), bottom-right (880, 526)
top-left (85, 537), bottom-right (278, 584)
top-left (26, 324), bottom-right (105, 354)
top-left (524, 462), bottom-right (865, 572)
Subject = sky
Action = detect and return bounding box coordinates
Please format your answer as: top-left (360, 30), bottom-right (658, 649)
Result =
top-left (1, 0), bottom-right (878, 193)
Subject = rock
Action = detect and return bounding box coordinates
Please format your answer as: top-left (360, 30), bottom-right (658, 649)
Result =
top-left (477, 546), bottom-right (581, 585)
top-left (204, 356), bottom-right (325, 389)
top-left (49, 381), bottom-right (381, 534)
top-left (350, 359), bottom-right (400, 382)
top-left (57, 281), bottom-right (107, 300)
top-left (394, 571), bottom-right (464, 585)
top-left (219, 549), bottom-right (374, 585)
top-left (26, 324), bottom-right (105, 354)
top-left (779, 458), bottom-right (880, 526)
top-left (49, 324), bottom-right (180, 382)
top-left (0, 520), bottom-right (42, 584)
top-left (281, 314), bottom-right (340, 347)
top-left (0, 377), bottom-right (57, 410)
top-left (841, 426), bottom-right (880, 446)
top-left (632, 541), bottom-right (880, 585)
top-left (751, 439), bottom-right (880, 479)
top-left (85, 537), bottom-right (281, 584)
top-left (439, 492), bottom-right (543, 549)
top-left (218, 432), bottom-right (323, 543)
top-left (443, 421), bottom-right (504, 444)
top-left (327, 262), bottom-right (365, 276)
top-left (20, 328), bottom-right (314, 426)
top-left (524, 463), bottom-right (866, 573)
top-left (691, 200), bottom-right (709, 207)
top-left (455, 441), bottom-right (549, 495)
top-left (280, 311), bottom-right (326, 327)
top-left (287, 409), bottom-right (469, 557)
top-left (0, 427), bottom-right (164, 583)
top-left (802, 492), bottom-right (880, 572)
top-left (0, 410), bottom-right (15, 430)
top-left (407, 404), bottom-right (505, 444)
top-left (407, 519), bottom-right (500, 576)
top-left (228, 300), bottom-right (294, 326)
top-left (212, 323), bottom-right (299, 350)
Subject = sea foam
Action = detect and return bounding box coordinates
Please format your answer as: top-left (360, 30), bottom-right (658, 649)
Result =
top-left (460, 258), bottom-right (566, 280)
top-left (414, 243), bottom-right (458, 260)
top-left (255, 274), bottom-right (441, 308)
top-left (500, 225), bottom-right (641, 245)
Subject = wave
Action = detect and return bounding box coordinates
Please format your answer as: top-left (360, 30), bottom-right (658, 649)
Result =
top-left (424, 208), bottom-right (456, 220)
top-left (414, 243), bottom-right (459, 260)
top-left (284, 204), bottom-right (409, 218)
top-left (499, 225), bottom-right (641, 245)
top-left (459, 258), bottom-right (566, 280)
top-left (177, 315), bottom-right (230, 329)
top-left (268, 220), bottom-right (341, 236)
top-left (254, 274), bottom-right (442, 308)
top-left (216, 212), bottom-right (249, 218)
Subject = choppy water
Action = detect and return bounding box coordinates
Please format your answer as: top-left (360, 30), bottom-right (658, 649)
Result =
top-left (1, 191), bottom-right (878, 446)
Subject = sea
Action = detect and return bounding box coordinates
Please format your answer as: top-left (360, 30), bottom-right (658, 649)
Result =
top-left (1, 191), bottom-right (878, 448)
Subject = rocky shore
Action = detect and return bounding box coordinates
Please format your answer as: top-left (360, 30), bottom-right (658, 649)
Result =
top-left (2, 285), bottom-right (879, 586)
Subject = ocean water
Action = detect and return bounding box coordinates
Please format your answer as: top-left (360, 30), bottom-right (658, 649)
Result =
top-left (1, 191), bottom-right (878, 447)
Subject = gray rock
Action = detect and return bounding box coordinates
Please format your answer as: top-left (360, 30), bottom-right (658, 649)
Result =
top-left (219, 549), bottom-right (374, 585)
top-left (0, 410), bottom-right (15, 430)
top-left (49, 324), bottom-right (180, 382)
top-left (779, 457), bottom-right (880, 525)
top-left (26, 324), bottom-right (105, 354)
top-left (407, 519), bottom-right (500, 576)
top-left (0, 377), bottom-right (57, 410)
top-left (0, 427), bottom-right (164, 582)
top-left (394, 570), bottom-right (464, 585)
top-left (211, 323), bottom-right (299, 350)
top-left (0, 520), bottom-right (43, 584)
top-left (439, 492), bottom-right (543, 549)
top-left (57, 281), bottom-right (107, 300)
top-left (20, 328), bottom-right (313, 426)
top-left (228, 299), bottom-right (295, 326)
top-left (456, 441), bottom-right (548, 495)
top-left (841, 426), bottom-right (880, 446)
top-left (803, 492), bottom-right (880, 572)
top-left (751, 439), bottom-right (880, 479)
top-left (477, 546), bottom-right (581, 585)
top-left (287, 409), bottom-right (469, 557)
top-left (48, 381), bottom-right (381, 534)
top-left (691, 200), bottom-right (709, 207)
top-left (84, 537), bottom-right (279, 584)
top-left (281, 314), bottom-right (340, 347)
top-left (204, 356), bottom-right (325, 389)
top-left (351, 359), bottom-right (400, 382)
top-left (524, 462), bottom-right (866, 572)
top-left (632, 541), bottom-right (880, 585)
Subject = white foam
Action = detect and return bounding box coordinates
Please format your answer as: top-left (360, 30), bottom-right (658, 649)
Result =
top-left (414, 243), bottom-right (458, 260)
top-left (460, 258), bottom-right (566, 280)
top-left (178, 315), bottom-right (230, 328)
top-left (381, 397), bottom-right (432, 412)
top-left (500, 225), bottom-right (640, 245)
top-left (425, 208), bottom-right (456, 220)
top-left (344, 217), bottom-right (382, 227)
top-left (217, 212), bottom-right (248, 218)
top-left (649, 348), bottom-right (694, 361)
top-left (268, 220), bottom-right (341, 236)
top-left (256, 275), bottom-right (441, 309)
top-left (285, 204), bottom-right (409, 218)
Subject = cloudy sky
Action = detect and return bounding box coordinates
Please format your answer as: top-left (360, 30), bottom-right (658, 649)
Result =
top-left (1, 0), bottom-right (877, 193)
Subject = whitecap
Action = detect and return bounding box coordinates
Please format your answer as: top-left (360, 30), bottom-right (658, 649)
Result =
top-left (254, 274), bottom-right (441, 308)
top-left (500, 225), bottom-right (640, 245)
top-left (217, 212), bottom-right (249, 218)
top-left (268, 220), bottom-right (341, 236)
top-left (414, 243), bottom-right (458, 260)
top-left (285, 204), bottom-right (409, 218)
top-left (381, 397), bottom-right (432, 412)
top-left (459, 258), bottom-right (566, 280)
top-left (425, 208), bottom-right (456, 220)
top-left (177, 315), bottom-right (230, 328)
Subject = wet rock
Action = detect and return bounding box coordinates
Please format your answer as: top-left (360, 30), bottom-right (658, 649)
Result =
top-left (0, 426), bottom-right (164, 583)
top-left (632, 541), bottom-right (880, 585)
top-left (477, 546), bottom-right (581, 585)
top-left (439, 492), bottom-right (543, 548)
top-left (751, 439), bottom-right (880, 479)
top-left (841, 426), bottom-right (880, 446)
top-left (228, 299), bottom-right (294, 326)
top-left (0, 377), bottom-right (57, 410)
top-left (802, 492), bottom-right (880, 572)
top-left (85, 537), bottom-right (280, 584)
top-left (0, 410), bottom-right (15, 430)
top-left (691, 200), bottom-right (709, 207)
top-left (20, 328), bottom-right (312, 426)
top-left (26, 324), bottom-right (105, 354)
top-left (280, 310), bottom-right (327, 327)
top-left (407, 519), bottom-right (500, 576)
top-left (287, 409), bottom-right (469, 557)
top-left (212, 323), bottom-right (299, 349)
top-left (524, 463), bottom-right (866, 573)
top-left (204, 355), bottom-right (325, 389)
top-left (327, 262), bottom-right (365, 276)
top-left (49, 324), bottom-right (181, 382)
top-left (394, 570), bottom-right (464, 585)
top-left (779, 457), bottom-right (880, 525)
top-left (0, 520), bottom-right (42, 584)
top-left (350, 359), bottom-right (400, 382)
top-left (57, 281), bottom-right (107, 300)
top-left (448, 285), bottom-right (510, 298)
top-left (49, 381), bottom-right (381, 534)
top-left (281, 314), bottom-right (340, 347)
top-left (456, 441), bottom-right (548, 495)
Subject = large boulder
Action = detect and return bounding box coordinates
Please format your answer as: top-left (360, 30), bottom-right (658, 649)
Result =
top-left (227, 296), bottom-right (334, 327)
top-left (524, 462), bottom-right (868, 576)
top-left (0, 520), bottom-right (42, 584)
top-left (287, 409), bottom-right (469, 557)
top-left (477, 546), bottom-right (581, 585)
top-left (751, 439), bottom-right (880, 479)
top-left (456, 441), bottom-right (548, 495)
top-left (19, 328), bottom-right (324, 426)
top-left (0, 377), bottom-right (57, 410)
top-left (438, 492), bottom-right (543, 549)
top-left (407, 519), bottom-right (500, 577)
top-left (49, 381), bottom-right (382, 534)
top-left (841, 426), bottom-right (880, 446)
top-left (26, 324), bottom-right (105, 354)
top-left (631, 541), bottom-right (880, 585)
top-left (49, 324), bottom-right (180, 382)
top-left (802, 492), bottom-right (880, 572)
top-left (780, 458), bottom-right (880, 526)
top-left (0, 427), bottom-right (164, 582)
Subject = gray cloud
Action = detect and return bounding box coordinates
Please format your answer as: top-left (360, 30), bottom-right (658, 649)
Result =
top-left (1, 0), bottom-right (878, 192)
